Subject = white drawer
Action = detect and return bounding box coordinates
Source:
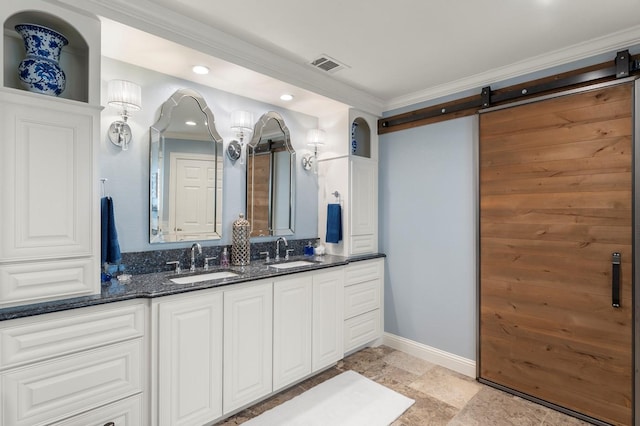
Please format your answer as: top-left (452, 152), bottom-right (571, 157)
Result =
top-left (349, 235), bottom-right (376, 256)
top-left (344, 309), bottom-right (381, 353)
top-left (1, 301), bottom-right (145, 370)
top-left (52, 394), bottom-right (142, 426)
top-left (344, 259), bottom-right (382, 286)
top-left (0, 258), bottom-right (98, 308)
top-left (1, 339), bottom-right (143, 426)
top-left (344, 279), bottom-right (381, 319)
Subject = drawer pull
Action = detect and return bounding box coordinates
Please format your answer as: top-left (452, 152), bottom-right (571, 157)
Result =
top-left (104, 422), bottom-right (115, 426)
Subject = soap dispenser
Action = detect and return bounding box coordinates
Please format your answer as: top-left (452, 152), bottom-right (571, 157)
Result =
top-left (304, 241), bottom-right (314, 256)
top-left (220, 247), bottom-right (230, 268)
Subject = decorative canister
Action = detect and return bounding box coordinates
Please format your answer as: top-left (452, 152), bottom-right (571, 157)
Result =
top-left (231, 213), bottom-right (251, 266)
top-left (15, 23), bottom-right (68, 96)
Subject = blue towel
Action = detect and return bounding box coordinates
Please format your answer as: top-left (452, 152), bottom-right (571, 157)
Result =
top-left (326, 203), bottom-right (342, 244)
top-left (101, 196), bottom-right (122, 265)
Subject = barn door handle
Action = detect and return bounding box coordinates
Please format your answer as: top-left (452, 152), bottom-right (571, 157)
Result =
top-left (612, 252), bottom-right (621, 308)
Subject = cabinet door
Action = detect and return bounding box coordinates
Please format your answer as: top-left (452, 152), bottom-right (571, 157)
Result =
top-left (0, 94), bottom-right (94, 261)
top-left (350, 157), bottom-right (377, 254)
top-left (223, 281), bottom-right (273, 414)
top-left (312, 268), bottom-right (344, 371)
top-left (273, 275), bottom-right (312, 391)
top-left (157, 292), bottom-right (223, 426)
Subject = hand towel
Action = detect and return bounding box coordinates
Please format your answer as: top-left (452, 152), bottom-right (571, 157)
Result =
top-left (326, 203), bottom-right (342, 244)
top-left (101, 196), bottom-right (122, 265)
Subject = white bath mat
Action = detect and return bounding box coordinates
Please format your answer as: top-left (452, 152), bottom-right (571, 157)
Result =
top-left (243, 370), bottom-right (415, 426)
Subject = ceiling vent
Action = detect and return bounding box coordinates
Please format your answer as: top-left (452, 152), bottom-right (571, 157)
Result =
top-left (309, 54), bottom-right (348, 73)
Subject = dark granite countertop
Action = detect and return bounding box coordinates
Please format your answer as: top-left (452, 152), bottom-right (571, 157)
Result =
top-left (0, 253), bottom-right (385, 321)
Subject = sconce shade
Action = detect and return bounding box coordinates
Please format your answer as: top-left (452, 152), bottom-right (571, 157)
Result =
top-left (108, 80), bottom-right (142, 111)
top-left (307, 128), bottom-right (326, 146)
top-left (230, 110), bottom-right (254, 132)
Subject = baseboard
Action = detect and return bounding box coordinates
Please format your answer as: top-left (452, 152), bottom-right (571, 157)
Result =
top-left (382, 332), bottom-right (476, 378)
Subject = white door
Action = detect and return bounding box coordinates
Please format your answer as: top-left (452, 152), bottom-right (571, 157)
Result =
top-left (312, 268), bottom-right (344, 371)
top-left (169, 153), bottom-right (216, 240)
top-left (157, 292), bottom-right (223, 426)
top-left (273, 274), bottom-right (312, 391)
top-left (223, 282), bottom-right (273, 413)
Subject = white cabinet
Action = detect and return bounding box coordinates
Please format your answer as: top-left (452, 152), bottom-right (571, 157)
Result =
top-left (312, 268), bottom-right (344, 371)
top-left (273, 274), bottom-right (313, 391)
top-left (0, 1), bottom-right (101, 308)
top-left (318, 108), bottom-right (379, 257)
top-left (343, 258), bottom-right (384, 353)
top-left (155, 291), bottom-right (223, 426)
top-left (223, 280), bottom-right (273, 414)
top-left (0, 91), bottom-right (99, 308)
top-left (350, 157), bottom-right (378, 255)
top-left (0, 300), bottom-right (146, 426)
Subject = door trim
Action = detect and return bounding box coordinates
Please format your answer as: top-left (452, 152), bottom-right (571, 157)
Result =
top-left (476, 76), bottom-right (638, 426)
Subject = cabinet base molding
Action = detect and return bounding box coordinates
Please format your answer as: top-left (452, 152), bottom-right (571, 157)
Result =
top-left (382, 332), bottom-right (475, 378)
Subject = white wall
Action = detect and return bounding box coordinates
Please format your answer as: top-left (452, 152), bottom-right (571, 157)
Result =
top-left (100, 57), bottom-right (320, 252)
top-left (379, 116), bottom-right (477, 360)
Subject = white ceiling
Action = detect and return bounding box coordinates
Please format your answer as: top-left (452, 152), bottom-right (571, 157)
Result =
top-left (95, 0), bottom-right (640, 116)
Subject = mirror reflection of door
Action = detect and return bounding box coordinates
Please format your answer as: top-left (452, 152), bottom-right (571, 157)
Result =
top-left (169, 153), bottom-right (222, 241)
top-left (247, 152), bottom-right (271, 236)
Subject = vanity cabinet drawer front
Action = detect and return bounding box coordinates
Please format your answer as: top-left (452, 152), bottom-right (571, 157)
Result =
top-left (349, 235), bottom-right (376, 256)
top-left (344, 310), bottom-right (381, 353)
top-left (344, 260), bottom-right (382, 286)
top-left (0, 258), bottom-right (97, 309)
top-left (1, 302), bottom-right (144, 370)
top-left (52, 394), bottom-right (142, 426)
top-left (1, 339), bottom-right (142, 426)
top-left (344, 280), bottom-right (380, 319)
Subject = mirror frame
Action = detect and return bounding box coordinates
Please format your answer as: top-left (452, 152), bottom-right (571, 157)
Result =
top-left (149, 88), bottom-right (224, 243)
top-left (246, 111), bottom-right (296, 237)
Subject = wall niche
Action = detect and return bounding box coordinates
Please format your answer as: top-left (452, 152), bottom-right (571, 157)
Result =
top-left (351, 116), bottom-right (371, 158)
top-left (3, 10), bottom-right (89, 103)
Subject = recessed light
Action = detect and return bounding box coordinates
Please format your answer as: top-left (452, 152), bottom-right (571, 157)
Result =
top-left (280, 94), bottom-right (294, 101)
top-left (192, 65), bottom-right (209, 75)
top-left (185, 120), bottom-right (197, 126)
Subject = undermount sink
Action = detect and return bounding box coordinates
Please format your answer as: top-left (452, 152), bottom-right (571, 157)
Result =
top-left (269, 260), bottom-right (316, 269)
top-left (168, 270), bottom-right (238, 285)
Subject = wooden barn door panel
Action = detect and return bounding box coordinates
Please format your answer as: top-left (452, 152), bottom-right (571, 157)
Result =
top-left (479, 83), bottom-right (633, 426)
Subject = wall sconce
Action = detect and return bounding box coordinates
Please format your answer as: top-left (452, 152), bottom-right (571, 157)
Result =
top-left (302, 128), bottom-right (326, 172)
top-left (227, 110), bottom-right (254, 164)
top-left (107, 79), bottom-right (142, 151)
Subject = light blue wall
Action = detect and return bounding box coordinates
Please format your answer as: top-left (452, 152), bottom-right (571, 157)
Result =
top-left (379, 117), bottom-right (477, 360)
top-left (100, 57), bottom-right (319, 252)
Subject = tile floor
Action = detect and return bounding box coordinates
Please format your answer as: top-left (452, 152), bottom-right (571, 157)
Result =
top-left (217, 346), bottom-right (591, 426)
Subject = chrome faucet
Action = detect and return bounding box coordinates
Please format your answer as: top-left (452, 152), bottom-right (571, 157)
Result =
top-left (190, 243), bottom-right (202, 272)
top-left (275, 237), bottom-right (288, 262)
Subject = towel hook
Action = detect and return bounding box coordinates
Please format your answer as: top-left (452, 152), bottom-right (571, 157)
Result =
top-left (331, 190), bottom-right (341, 204)
top-left (100, 178), bottom-right (108, 198)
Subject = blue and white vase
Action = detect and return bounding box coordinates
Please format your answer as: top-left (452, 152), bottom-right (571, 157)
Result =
top-left (15, 23), bottom-right (68, 96)
top-left (351, 121), bottom-right (358, 154)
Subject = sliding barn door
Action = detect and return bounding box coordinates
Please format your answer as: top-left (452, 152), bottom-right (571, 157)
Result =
top-left (479, 82), bottom-right (633, 425)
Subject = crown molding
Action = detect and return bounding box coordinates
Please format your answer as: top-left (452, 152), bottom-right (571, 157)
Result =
top-left (48, 0), bottom-right (385, 116)
top-left (384, 24), bottom-right (640, 112)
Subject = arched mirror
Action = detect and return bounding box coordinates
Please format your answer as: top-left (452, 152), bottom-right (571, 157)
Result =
top-left (149, 88), bottom-right (224, 243)
top-left (246, 111), bottom-right (295, 237)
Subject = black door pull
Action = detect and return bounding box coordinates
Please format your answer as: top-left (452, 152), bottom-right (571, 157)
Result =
top-left (612, 252), bottom-right (621, 308)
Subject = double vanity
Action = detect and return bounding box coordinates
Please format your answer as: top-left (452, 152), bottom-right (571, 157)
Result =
top-left (0, 254), bottom-right (384, 426)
